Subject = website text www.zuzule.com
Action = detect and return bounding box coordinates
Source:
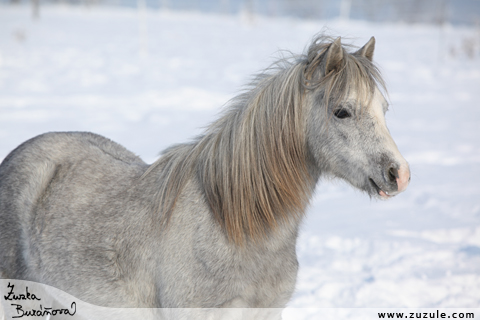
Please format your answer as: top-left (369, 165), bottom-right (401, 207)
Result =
top-left (378, 311), bottom-right (475, 319)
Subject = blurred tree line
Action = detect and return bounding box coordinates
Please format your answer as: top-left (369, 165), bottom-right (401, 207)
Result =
top-left (5, 0), bottom-right (480, 26)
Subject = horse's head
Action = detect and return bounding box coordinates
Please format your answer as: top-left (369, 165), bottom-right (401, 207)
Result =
top-left (305, 36), bottom-right (410, 199)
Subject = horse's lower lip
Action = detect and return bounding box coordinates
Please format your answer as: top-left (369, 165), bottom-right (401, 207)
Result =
top-left (369, 178), bottom-right (391, 198)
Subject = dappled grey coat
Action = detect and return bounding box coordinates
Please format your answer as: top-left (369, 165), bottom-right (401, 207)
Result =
top-left (0, 35), bottom-right (410, 312)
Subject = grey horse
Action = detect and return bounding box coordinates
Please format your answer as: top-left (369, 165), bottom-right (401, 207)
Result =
top-left (0, 35), bottom-right (410, 312)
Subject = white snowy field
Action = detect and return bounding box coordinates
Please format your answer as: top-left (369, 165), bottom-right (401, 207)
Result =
top-left (0, 4), bottom-right (479, 312)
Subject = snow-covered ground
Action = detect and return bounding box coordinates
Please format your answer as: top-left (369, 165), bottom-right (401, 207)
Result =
top-left (0, 5), bottom-right (479, 313)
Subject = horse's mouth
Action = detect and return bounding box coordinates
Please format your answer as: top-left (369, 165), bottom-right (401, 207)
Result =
top-left (369, 178), bottom-right (392, 199)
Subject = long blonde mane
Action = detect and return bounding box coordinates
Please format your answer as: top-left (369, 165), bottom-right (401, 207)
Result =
top-left (144, 35), bottom-right (385, 244)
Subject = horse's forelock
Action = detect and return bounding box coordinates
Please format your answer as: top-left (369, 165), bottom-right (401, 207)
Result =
top-left (304, 35), bottom-right (387, 113)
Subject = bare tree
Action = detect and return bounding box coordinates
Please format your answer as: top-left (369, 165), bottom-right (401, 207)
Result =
top-left (285, 0), bottom-right (324, 20)
top-left (32, 0), bottom-right (40, 19)
top-left (360, 0), bottom-right (386, 22)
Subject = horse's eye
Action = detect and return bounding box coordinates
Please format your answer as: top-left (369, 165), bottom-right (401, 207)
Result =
top-left (334, 108), bottom-right (351, 119)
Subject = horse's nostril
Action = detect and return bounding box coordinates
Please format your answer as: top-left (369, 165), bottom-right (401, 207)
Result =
top-left (388, 166), bottom-right (398, 183)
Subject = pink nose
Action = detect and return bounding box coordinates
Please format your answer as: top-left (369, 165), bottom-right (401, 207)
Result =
top-left (396, 166), bottom-right (410, 192)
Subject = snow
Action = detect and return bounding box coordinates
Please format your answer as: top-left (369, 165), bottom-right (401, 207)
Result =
top-left (0, 5), bottom-right (479, 314)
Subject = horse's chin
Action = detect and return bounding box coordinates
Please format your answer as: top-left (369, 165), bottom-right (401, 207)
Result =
top-left (340, 176), bottom-right (392, 200)
top-left (368, 178), bottom-right (394, 200)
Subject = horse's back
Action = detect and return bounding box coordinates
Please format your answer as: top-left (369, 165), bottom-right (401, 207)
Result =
top-left (0, 132), bottom-right (155, 306)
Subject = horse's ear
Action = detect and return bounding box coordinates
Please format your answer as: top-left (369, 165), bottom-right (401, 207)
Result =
top-left (324, 37), bottom-right (344, 76)
top-left (305, 36), bottom-right (344, 80)
top-left (355, 36), bottom-right (375, 61)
